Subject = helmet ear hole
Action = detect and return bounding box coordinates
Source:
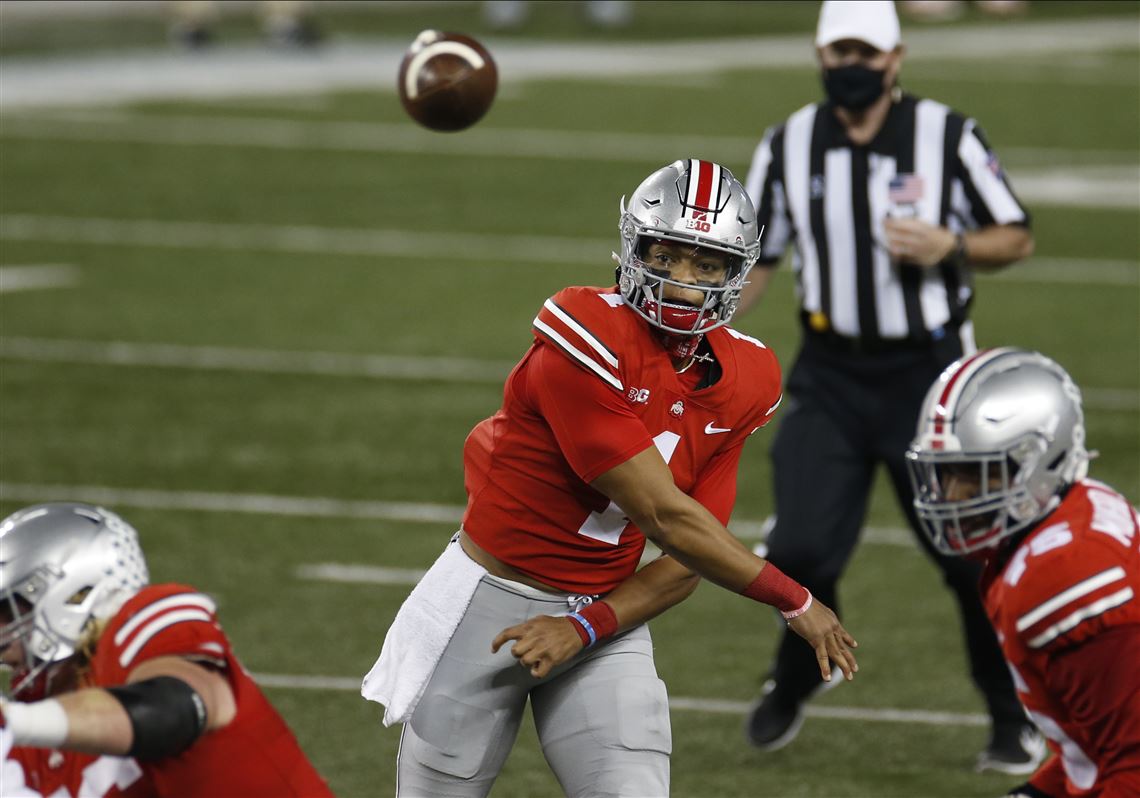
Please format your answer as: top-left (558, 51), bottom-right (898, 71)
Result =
top-left (66, 586), bottom-right (94, 606)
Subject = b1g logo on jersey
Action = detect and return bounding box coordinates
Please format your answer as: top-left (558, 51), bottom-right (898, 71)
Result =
top-left (684, 211), bottom-right (712, 233)
top-left (627, 387), bottom-right (651, 404)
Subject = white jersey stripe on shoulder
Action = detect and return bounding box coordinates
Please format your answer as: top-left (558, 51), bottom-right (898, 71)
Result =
top-left (113, 593), bottom-right (216, 646)
top-left (542, 299), bottom-right (618, 367)
top-left (1026, 587), bottom-right (1133, 649)
top-left (119, 608), bottom-right (215, 668)
top-left (765, 394), bottom-right (783, 416)
top-left (1015, 566), bottom-right (1125, 632)
top-left (533, 317), bottom-right (623, 391)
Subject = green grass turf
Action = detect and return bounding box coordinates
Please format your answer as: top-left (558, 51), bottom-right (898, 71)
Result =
top-left (1, 13), bottom-right (1137, 797)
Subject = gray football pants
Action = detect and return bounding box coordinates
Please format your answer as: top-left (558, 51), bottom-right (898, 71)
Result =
top-left (396, 574), bottom-right (671, 798)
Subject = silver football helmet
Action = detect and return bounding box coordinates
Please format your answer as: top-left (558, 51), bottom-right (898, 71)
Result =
top-left (617, 159), bottom-right (761, 336)
top-left (0, 503), bottom-right (149, 698)
top-left (906, 349), bottom-right (1090, 556)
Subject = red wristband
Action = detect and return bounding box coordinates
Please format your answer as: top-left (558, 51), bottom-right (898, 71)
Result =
top-left (741, 564), bottom-right (809, 615)
top-left (566, 600), bottom-right (619, 647)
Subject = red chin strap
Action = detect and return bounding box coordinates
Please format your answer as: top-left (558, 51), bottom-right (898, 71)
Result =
top-left (642, 299), bottom-right (715, 334)
top-left (656, 330), bottom-right (702, 360)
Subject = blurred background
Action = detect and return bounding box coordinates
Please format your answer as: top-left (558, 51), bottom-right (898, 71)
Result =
top-left (1, 1), bottom-right (1136, 796)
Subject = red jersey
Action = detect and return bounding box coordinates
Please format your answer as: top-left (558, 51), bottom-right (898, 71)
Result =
top-left (981, 480), bottom-right (1140, 797)
top-left (462, 286), bottom-right (782, 594)
top-left (15, 584), bottom-right (333, 798)
top-left (10, 747), bottom-right (150, 798)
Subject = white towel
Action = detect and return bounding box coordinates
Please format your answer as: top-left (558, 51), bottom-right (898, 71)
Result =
top-left (361, 538), bottom-right (486, 726)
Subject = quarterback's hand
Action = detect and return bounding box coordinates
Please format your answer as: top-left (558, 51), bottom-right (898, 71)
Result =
top-left (786, 599), bottom-right (858, 682)
top-left (491, 615), bottom-right (585, 679)
top-left (883, 217), bottom-right (956, 268)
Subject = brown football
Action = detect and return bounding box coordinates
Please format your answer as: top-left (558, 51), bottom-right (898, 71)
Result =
top-left (397, 30), bottom-right (498, 132)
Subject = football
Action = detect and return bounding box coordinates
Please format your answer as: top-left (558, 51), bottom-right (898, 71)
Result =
top-left (397, 30), bottom-right (498, 132)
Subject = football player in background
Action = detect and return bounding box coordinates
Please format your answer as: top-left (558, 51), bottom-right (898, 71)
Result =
top-left (363, 159), bottom-right (858, 798)
top-left (907, 349), bottom-right (1140, 798)
top-left (0, 502), bottom-right (334, 798)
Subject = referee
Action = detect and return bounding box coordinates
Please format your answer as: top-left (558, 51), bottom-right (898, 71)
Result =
top-left (741, 1), bottom-right (1041, 774)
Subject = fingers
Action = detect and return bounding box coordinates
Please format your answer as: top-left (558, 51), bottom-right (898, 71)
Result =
top-left (830, 637), bottom-right (858, 682)
top-left (490, 625), bottom-right (523, 653)
top-left (815, 646), bottom-right (832, 682)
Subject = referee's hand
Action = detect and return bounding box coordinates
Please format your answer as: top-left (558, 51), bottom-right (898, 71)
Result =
top-left (786, 598), bottom-right (859, 682)
top-left (884, 217), bottom-right (956, 268)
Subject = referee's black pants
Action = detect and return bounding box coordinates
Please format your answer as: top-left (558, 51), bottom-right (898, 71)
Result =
top-left (762, 332), bottom-right (1026, 729)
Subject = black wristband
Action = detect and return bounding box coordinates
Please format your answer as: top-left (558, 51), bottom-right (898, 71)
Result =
top-left (106, 676), bottom-right (208, 761)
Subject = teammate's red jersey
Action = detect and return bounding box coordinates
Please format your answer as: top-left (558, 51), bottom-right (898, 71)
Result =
top-left (15, 583), bottom-right (334, 798)
top-left (980, 479), bottom-right (1140, 797)
top-left (10, 746), bottom-right (152, 798)
top-left (462, 286), bottom-right (782, 594)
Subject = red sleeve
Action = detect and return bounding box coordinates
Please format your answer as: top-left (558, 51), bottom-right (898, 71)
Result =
top-left (527, 343), bottom-right (653, 484)
top-left (96, 585), bottom-right (230, 685)
top-left (1041, 625), bottom-right (1140, 788)
top-left (688, 443), bottom-right (744, 526)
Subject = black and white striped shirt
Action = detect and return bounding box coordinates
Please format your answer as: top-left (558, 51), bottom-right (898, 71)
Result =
top-left (745, 93), bottom-right (1029, 345)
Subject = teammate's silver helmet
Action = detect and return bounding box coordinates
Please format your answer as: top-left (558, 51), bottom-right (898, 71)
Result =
top-left (906, 349), bottom-right (1089, 556)
top-left (0, 503), bottom-right (149, 697)
top-left (617, 159), bottom-right (761, 336)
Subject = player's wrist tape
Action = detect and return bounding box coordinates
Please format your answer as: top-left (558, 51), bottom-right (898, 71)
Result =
top-left (566, 601), bottom-right (619, 648)
top-left (741, 564), bottom-right (810, 616)
top-left (2, 698), bottom-right (69, 749)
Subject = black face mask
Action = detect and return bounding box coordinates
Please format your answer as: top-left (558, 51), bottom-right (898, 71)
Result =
top-left (822, 64), bottom-right (887, 111)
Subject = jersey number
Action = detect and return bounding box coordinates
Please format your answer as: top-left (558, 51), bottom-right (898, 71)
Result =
top-left (577, 431), bottom-right (681, 546)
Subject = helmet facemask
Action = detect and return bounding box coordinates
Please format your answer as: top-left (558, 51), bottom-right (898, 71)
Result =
top-left (616, 159), bottom-right (760, 341)
top-left (0, 570), bottom-right (84, 699)
top-left (907, 436), bottom-right (1046, 556)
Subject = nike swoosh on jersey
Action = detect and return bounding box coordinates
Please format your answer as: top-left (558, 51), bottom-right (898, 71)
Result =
top-left (704, 422), bottom-right (731, 434)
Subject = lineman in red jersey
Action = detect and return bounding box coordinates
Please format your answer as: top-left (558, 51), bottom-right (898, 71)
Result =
top-left (363, 159), bottom-right (858, 798)
top-left (0, 503), bottom-right (333, 798)
top-left (908, 348), bottom-right (1140, 798)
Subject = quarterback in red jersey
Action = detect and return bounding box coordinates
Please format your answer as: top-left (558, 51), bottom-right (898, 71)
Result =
top-left (908, 348), bottom-right (1140, 798)
top-left (0, 503), bottom-right (333, 798)
top-left (364, 159), bottom-right (858, 798)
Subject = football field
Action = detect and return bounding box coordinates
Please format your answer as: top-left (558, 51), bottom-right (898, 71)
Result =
top-left (1, 3), bottom-right (1137, 796)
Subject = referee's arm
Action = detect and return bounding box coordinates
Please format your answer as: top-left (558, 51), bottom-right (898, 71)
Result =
top-left (886, 119), bottom-right (1034, 273)
top-left (883, 218), bottom-right (1033, 272)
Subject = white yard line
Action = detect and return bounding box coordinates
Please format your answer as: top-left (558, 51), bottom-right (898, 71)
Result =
top-left (0, 481), bottom-right (918, 547)
top-left (0, 337), bottom-right (515, 384)
top-left (296, 563), bottom-right (426, 585)
top-left (0, 17), bottom-right (1134, 110)
top-left (0, 214), bottom-right (602, 264)
top-left (250, 672), bottom-right (987, 726)
top-left (2, 215), bottom-right (1138, 282)
top-left (0, 264), bottom-right (79, 293)
top-left (0, 482), bottom-right (464, 524)
top-left (1, 113), bottom-right (1135, 208)
top-left (2, 337), bottom-right (1135, 412)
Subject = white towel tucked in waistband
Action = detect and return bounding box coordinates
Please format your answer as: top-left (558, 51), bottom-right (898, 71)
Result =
top-left (360, 538), bottom-right (486, 726)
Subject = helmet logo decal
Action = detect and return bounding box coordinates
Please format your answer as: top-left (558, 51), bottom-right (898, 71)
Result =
top-left (684, 159), bottom-right (723, 222)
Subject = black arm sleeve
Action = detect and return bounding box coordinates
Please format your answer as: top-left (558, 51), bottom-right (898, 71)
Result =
top-left (106, 675), bottom-right (208, 761)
